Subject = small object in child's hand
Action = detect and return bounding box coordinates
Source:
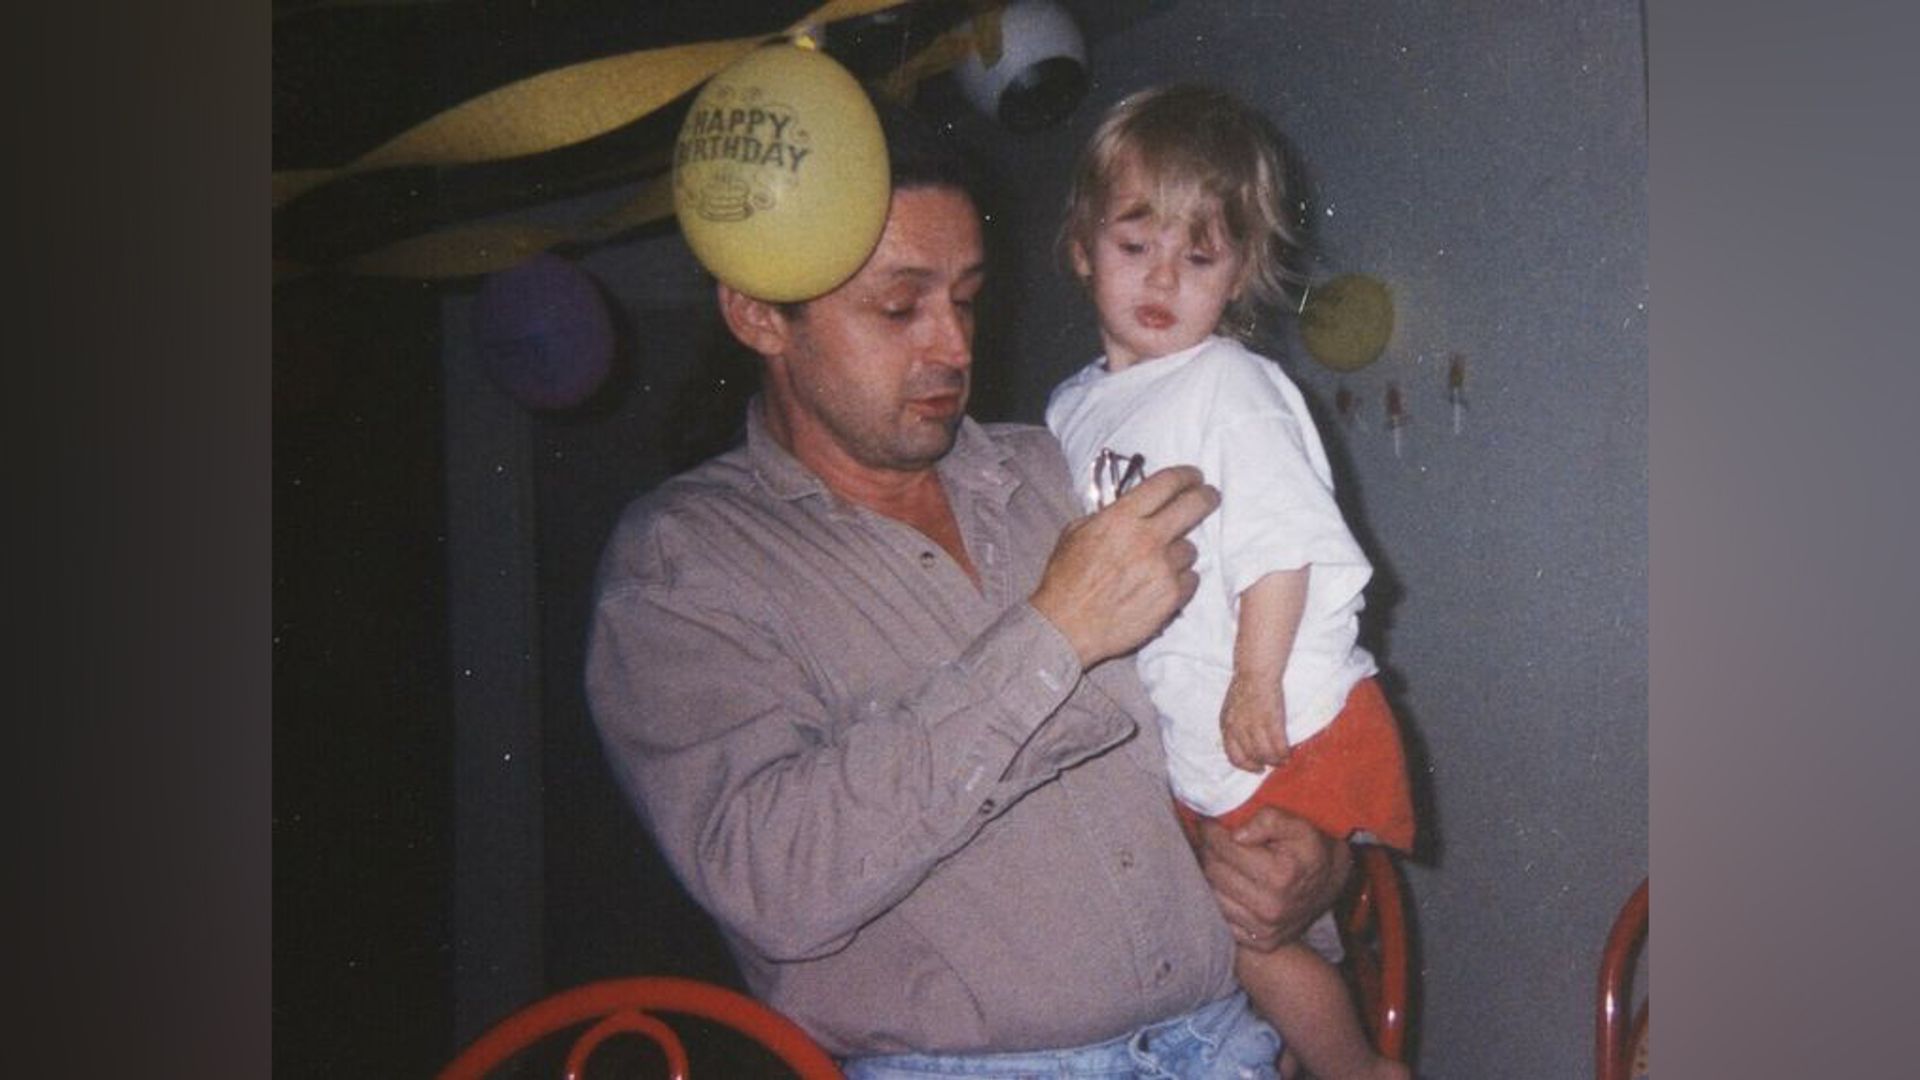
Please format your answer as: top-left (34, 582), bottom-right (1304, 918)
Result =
top-left (1089, 448), bottom-right (1147, 509)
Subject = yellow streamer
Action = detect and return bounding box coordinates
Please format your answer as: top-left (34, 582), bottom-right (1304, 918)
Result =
top-left (875, 6), bottom-right (1005, 104)
top-left (274, 36), bottom-right (761, 207)
top-left (278, 0), bottom-right (922, 278)
top-left (334, 172), bottom-right (679, 280)
top-left (343, 222), bottom-right (575, 278)
top-left (580, 176), bottom-right (677, 242)
top-left (273, 0), bottom-right (910, 208)
top-left (971, 3), bottom-right (1008, 67)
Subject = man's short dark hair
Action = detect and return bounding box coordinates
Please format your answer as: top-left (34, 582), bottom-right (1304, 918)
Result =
top-left (877, 100), bottom-right (984, 205)
top-left (776, 102), bottom-right (984, 317)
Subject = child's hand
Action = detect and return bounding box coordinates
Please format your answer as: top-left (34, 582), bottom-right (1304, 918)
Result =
top-left (1220, 674), bottom-right (1290, 772)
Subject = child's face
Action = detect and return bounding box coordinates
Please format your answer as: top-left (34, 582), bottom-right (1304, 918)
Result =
top-left (1072, 155), bottom-right (1248, 371)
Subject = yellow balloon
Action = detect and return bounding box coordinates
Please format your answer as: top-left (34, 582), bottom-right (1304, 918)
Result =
top-left (673, 43), bottom-right (890, 302)
top-left (1299, 273), bottom-right (1395, 372)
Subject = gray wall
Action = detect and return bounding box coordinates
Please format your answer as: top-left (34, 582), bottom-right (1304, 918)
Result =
top-left (445, 1), bottom-right (1647, 1074)
top-left (946, 3), bottom-right (1645, 1075)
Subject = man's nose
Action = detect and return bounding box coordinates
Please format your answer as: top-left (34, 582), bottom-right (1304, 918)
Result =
top-left (924, 300), bottom-right (972, 368)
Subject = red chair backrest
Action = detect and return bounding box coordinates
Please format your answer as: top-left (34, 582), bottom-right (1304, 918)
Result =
top-left (445, 856), bottom-right (1419, 1078)
top-left (1337, 844), bottom-right (1413, 1062)
top-left (1596, 877), bottom-right (1650, 1080)
top-left (437, 976), bottom-right (844, 1080)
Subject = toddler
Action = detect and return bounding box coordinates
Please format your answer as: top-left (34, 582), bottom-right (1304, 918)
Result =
top-left (1046, 84), bottom-right (1416, 1080)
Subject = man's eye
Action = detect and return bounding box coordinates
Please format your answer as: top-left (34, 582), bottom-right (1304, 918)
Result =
top-left (1188, 252), bottom-right (1217, 267)
top-left (883, 306), bottom-right (917, 321)
top-left (1116, 240), bottom-right (1147, 255)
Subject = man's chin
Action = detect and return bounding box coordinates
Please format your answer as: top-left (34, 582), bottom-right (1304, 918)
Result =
top-left (888, 415), bottom-right (964, 470)
top-left (921, 419), bottom-right (965, 458)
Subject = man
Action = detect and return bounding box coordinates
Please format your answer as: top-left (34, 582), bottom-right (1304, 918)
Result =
top-left (586, 111), bottom-right (1348, 1077)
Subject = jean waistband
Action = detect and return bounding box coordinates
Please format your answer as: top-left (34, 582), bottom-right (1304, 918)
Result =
top-left (841, 992), bottom-right (1266, 1077)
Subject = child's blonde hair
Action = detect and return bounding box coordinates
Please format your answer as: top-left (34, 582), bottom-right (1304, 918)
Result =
top-left (1059, 84), bottom-right (1305, 338)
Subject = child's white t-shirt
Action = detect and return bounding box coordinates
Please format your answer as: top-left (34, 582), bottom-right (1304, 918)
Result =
top-left (1045, 335), bottom-right (1376, 815)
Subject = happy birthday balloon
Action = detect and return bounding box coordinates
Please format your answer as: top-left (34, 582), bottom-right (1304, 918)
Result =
top-left (673, 42), bottom-right (889, 302)
top-left (1300, 273), bottom-right (1395, 373)
top-left (471, 253), bottom-right (615, 410)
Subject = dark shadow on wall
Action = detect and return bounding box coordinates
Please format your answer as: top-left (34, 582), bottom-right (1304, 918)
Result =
top-left (954, 148), bottom-right (1030, 426)
top-left (1287, 363), bottom-right (1437, 1060)
top-left (273, 274), bottom-right (455, 1079)
top-left (1281, 361), bottom-right (1441, 874)
top-left (531, 294), bottom-right (749, 997)
top-left (1258, 130), bottom-right (1444, 874)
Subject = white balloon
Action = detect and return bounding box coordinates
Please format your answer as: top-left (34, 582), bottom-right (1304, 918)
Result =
top-left (956, 0), bottom-right (1088, 132)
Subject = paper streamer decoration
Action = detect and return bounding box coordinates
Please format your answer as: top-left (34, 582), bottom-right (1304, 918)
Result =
top-left (877, 6), bottom-right (1004, 103)
top-left (1300, 273), bottom-right (1395, 373)
top-left (274, 0), bottom-right (915, 280)
top-left (672, 42), bottom-right (888, 301)
top-left (274, 0), bottom-right (904, 207)
top-left (471, 253), bottom-right (615, 411)
top-left (340, 175), bottom-right (676, 279)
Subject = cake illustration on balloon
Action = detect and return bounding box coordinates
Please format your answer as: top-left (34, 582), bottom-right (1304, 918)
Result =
top-left (696, 174), bottom-right (754, 222)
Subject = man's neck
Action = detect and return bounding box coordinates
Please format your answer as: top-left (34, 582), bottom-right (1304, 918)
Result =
top-left (765, 410), bottom-right (980, 587)
top-left (818, 452), bottom-right (950, 522)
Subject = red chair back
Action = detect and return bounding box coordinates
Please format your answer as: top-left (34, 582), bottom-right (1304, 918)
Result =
top-left (1596, 877), bottom-right (1650, 1080)
top-left (444, 856), bottom-right (1419, 1077)
top-left (437, 976), bottom-right (844, 1080)
top-left (1337, 844), bottom-right (1413, 1062)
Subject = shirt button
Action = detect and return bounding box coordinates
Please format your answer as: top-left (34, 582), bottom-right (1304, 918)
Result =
top-left (1118, 849), bottom-right (1136, 870)
top-left (1154, 959), bottom-right (1173, 983)
top-left (919, 551), bottom-right (937, 568)
top-left (979, 798), bottom-right (996, 815)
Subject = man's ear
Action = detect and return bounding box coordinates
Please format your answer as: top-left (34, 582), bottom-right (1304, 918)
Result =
top-left (717, 284), bottom-right (790, 357)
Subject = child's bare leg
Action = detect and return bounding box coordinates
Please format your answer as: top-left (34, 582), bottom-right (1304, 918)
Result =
top-left (1236, 941), bottom-right (1408, 1080)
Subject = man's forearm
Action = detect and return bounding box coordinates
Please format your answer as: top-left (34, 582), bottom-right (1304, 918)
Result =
top-left (590, 591), bottom-right (1127, 960)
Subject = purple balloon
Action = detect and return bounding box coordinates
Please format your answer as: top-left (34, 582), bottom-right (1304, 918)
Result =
top-left (472, 254), bottom-right (615, 410)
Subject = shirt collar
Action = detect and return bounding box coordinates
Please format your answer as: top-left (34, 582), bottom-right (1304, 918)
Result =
top-left (1099, 334), bottom-right (1223, 378)
top-left (744, 396), bottom-right (1019, 506)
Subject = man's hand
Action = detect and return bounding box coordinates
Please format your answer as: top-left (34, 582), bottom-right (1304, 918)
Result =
top-left (1030, 466), bottom-right (1219, 667)
top-left (1193, 806), bottom-right (1350, 952)
top-left (1220, 674), bottom-right (1291, 772)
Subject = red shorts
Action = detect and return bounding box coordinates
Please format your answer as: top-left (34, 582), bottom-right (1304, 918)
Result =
top-left (1175, 676), bottom-right (1416, 852)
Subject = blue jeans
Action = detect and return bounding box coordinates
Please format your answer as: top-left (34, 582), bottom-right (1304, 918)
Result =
top-left (842, 992), bottom-right (1282, 1079)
